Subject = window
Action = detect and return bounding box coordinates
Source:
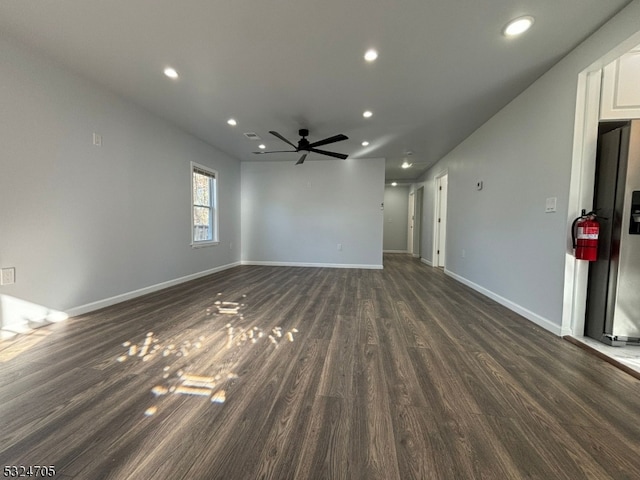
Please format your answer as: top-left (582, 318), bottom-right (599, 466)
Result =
top-left (191, 162), bottom-right (218, 246)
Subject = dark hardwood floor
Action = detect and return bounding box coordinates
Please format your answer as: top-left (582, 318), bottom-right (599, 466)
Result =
top-left (1, 254), bottom-right (639, 479)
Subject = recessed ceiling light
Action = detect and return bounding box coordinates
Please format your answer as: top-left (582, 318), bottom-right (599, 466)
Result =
top-left (163, 67), bottom-right (179, 79)
top-left (364, 49), bottom-right (378, 62)
top-left (391, 182), bottom-right (397, 186)
top-left (362, 141), bottom-right (370, 147)
top-left (258, 144), bottom-right (266, 149)
top-left (401, 161), bottom-right (412, 169)
top-left (363, 110), bottom-right (373, 118)
top-left (503, 16), bottom-right (534, 37)
top-left (227, 118), bottom-right (237, 126)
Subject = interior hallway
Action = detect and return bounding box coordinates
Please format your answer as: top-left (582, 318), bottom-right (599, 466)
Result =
top-left (0, 254), bottom-right (639, 479)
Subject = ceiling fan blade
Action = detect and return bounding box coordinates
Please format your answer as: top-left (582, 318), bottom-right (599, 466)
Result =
top-left (269, 131), bottom-right (297, 149)
top-left (309, 148), bottom-right (348, 160)
top-left (253, 150), bottom-right (297, 154)
top-left (295, 154), bottom-right (307, 165)
top-left (308, 134), bottom-right (349, 149)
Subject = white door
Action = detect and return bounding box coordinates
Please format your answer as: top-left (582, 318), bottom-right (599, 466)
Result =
top-left (414, 187), bottom-right (423, 257)
top-left (434, 173), bottom-right (448, 267)
top-left (408, 192), bottom-right (415, 254)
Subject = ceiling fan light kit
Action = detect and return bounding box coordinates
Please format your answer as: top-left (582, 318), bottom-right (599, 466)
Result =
top-left (254, 129), bottom-right (349, 165)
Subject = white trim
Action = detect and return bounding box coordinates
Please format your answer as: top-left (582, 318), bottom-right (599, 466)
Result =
top-left (191, 241), bottom-right (220, 248)
top-left (66, 261), bottom-right (241, 317)
top-left (383, 249), bottom-right (409, 253)
top-left (562, 69), bottom-right (602, 337)
top-left (241, 261), bottom-right (383, 270)
top-left (445, 269), bottom-right (568, 337)
top-left (420, 257), bottom-right (433, 266)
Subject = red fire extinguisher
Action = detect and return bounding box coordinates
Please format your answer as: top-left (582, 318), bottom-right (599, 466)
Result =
top-left (571, 209), bottom-right (600, 261)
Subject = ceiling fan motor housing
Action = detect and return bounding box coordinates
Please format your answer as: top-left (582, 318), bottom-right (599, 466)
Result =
top-left (298, 129), bottom-right (310, 150)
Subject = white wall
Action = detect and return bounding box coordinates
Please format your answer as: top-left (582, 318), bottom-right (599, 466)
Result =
top-left (418, 1), bottom-right (640, 335)
top-left (383, 186), bottom-right (409, 252)
top-left (0, 35), bottom-right (241, 316)
top-left (241, 158), bottom-right (385, 268)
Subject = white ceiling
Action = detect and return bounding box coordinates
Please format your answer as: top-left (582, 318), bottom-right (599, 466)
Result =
top-left (0, 0), bottom-right (633, 182)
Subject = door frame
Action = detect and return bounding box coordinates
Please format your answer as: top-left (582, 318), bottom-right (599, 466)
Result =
top-left (413, 186), bottom-right (424, 258)
top-left (562, 32), bottom-right (640, 337)
top-left (408, 191), bottom-right (415, 254)
top-left (432, 170), bottom-right (448, 268)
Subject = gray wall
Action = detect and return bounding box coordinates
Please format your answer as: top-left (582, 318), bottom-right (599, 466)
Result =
top-left (0, 35), bottom-right (241, 315)
top-left (383, 186), bottom-right (409, 251)
top-left (241, 158), bottom-right (385, 268)
top-left (417, 1), bottom-right (640, 334)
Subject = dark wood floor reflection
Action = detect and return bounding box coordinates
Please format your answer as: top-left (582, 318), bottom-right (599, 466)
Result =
top-left (1, 254), bottom-right (639, 479)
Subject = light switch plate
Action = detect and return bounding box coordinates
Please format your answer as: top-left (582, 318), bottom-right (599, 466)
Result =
top-left (545, 197), bottom-right (557, 213)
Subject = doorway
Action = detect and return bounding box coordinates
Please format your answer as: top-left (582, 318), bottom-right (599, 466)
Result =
top-left (564, 33), bottom-right (640, 339)
top-left (433, 172), bottom-right (448, 268)
top-left (413, 187), bottom-right (424, 258)
top-left (408, 192), bottom-right (414, 254)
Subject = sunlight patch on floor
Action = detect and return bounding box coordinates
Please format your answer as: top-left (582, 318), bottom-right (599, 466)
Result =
top-left (111, 292), bottom-right (300, 417)
top-left (0, 294), bottom-right (67, 360)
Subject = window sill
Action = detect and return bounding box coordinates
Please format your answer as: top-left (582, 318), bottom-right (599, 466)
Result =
top-left (191, 241), bottom-right (220, 249)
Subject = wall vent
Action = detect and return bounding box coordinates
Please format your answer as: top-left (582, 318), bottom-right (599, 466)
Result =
top-left (243, 132), bottom-right (261, 140)
top-left (1, 267), bottom-right (15, 285)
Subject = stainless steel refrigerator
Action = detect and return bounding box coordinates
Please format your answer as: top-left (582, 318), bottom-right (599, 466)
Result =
top-left (585, 120), bottom-right (640, 346)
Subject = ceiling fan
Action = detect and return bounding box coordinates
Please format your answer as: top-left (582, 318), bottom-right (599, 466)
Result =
top-left (254, 129), bottom-right (349, 165)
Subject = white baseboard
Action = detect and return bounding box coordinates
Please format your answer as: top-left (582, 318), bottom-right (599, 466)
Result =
top-left (444, 269), bottom-right (564, 336)
top-left (420, 257), bottom-right (433, 266)
top-left (66, 261), bottom-right (241, 317)
top-left (383, 250), bottom-right (409, 253)
top-left (241, 260), bottom-right (383, 270)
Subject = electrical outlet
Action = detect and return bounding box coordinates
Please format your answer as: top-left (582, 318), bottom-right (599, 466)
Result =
top-left (93, 132), bottom-right (102, 146)
top-left (337, 243), bottom-right (342, 251)
top-left (1, 267), bottom-right (16, 285)
top-left (229, 242), bottom-right (233, 250)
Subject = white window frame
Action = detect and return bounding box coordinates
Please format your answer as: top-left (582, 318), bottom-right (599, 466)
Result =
top-left (191, 162), bottom-right (219, 247)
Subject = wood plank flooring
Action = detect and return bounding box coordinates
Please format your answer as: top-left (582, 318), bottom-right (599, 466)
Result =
top-left (1, 254), bottom-right (639, 479)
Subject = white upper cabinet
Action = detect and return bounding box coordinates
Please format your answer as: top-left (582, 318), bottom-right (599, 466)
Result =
top-left (601, 45), bottom-right (640, 120)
